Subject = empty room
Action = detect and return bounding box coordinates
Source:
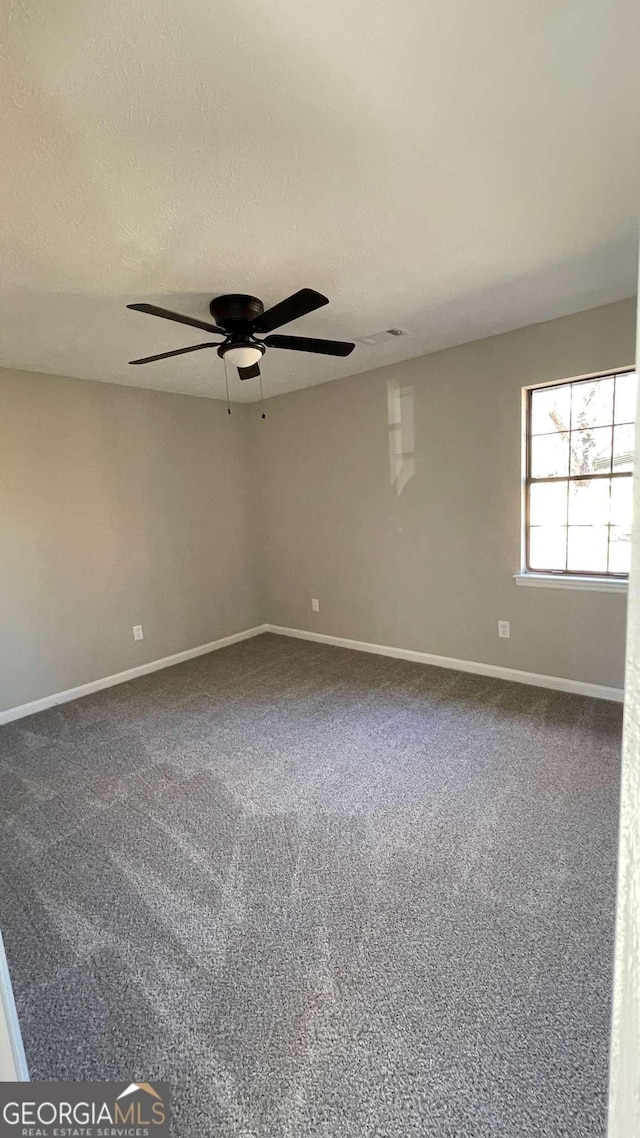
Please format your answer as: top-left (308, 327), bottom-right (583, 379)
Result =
top-left (1, 1), bottom-right (639, 1136)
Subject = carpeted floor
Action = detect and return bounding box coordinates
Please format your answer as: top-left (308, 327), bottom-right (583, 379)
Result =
top-left (0, 633), bottom-right (622, 1136)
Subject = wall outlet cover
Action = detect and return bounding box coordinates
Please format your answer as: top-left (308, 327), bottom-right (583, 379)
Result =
top-left (311, 598), bottom-right (320, 612)
top-left (498, 620), bottom-right (510, 639)
top-left (133, 625), bottom-right (144, 641)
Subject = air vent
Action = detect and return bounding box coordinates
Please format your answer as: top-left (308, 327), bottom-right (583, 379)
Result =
top-left (359, 328), bottom-right (410, 346)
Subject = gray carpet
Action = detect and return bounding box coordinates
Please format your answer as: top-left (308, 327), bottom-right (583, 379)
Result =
top-left (0, 633), bottom-right (621, 1137)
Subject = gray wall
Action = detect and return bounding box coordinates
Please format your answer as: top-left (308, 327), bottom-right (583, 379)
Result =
top-left (0, 369), bottom-right (259, 712)
top-left (254, 299), bottom-right (636, 689)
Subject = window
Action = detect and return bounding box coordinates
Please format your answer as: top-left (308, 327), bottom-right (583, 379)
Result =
top-left (525, 369), bottom-right (636, 577)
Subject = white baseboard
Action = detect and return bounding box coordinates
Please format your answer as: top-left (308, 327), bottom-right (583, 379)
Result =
top-left (0, 625), bottom-right (268, 726)
top-left (1, 621), bottom-right (622, 725)
top-left (263, 624), bottom-right (624, 703)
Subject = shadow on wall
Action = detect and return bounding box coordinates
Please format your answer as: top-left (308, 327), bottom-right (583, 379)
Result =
top-left (387, 379), bottom-right (415, 496)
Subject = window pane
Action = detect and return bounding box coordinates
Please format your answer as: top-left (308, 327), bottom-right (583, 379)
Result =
top-left (526, 373), bottom-right (635, 579)
top-left (614, 372), bottom-right (637, 424)
top-left (530, 384), bottom-right (571, 435)
top-left (610, 477), bottom-right (633, 527)
top-left (569, 426), bottom-right (612, 475)
top-left (571, 377), bottom-right (614, 429)
top-left (529, 527), bottom-right (567, 571)
top-left (530, 431), bottom-right (569, 477)
top-left (613, 423), bottom-right (635, 472)
top-left (567, 526), bottom-right (608, 573)
top-left (609, 528), bottom-right (632, 574)
top-left (529, 481), bottom-right (567, 526)
top-left (568, 478), bottom-right (611, 526)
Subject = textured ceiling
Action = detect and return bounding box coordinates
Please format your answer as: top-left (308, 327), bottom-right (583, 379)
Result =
top-left (1, 0), bottom-right (638, 402)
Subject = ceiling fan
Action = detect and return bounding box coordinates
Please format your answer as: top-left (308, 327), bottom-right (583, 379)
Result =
top-left (127, 289), bottom-right (355, 379)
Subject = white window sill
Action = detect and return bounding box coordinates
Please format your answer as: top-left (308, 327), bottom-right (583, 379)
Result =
top-left (514, 573), bottom-right (628, 593)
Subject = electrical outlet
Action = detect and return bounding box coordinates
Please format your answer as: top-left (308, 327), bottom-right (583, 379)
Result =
top-left (133, 624), bottom-right (144, 641)
top-left (498, 620), bottom-right (510, 639)
top-left (311, 598), bottom-right (320, 612)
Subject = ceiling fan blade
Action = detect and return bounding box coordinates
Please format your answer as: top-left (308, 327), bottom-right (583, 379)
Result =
top-left (238, 363), bottom-right (261, 380)
top-left (252, 289), bottom-right (329, 333)
top-left (127, 303), bottom-right (225, 336)
top-left (130, 342), bottom-right (217, 365)
top-left (264, 334), bottom-right (355, 357)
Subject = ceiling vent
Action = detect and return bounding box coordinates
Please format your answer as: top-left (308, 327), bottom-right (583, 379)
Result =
top-left (359, 328), bottom-right (410, 346)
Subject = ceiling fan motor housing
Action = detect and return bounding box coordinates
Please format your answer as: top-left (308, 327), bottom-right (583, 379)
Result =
top-left (209, 294), bottom-right (264, 330)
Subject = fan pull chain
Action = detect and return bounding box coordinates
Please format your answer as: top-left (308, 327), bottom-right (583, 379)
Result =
top-left (260, 374), bottom-right (266, 420)
top-left (224, 357), bottom-right (231, 415)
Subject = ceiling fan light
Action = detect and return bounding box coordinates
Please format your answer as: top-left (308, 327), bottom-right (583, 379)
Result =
top-left (223, 345), bottom-right (263, 369)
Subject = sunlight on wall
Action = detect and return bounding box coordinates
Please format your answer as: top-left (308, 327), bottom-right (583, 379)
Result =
top-left (387, 379), bottom-right (415, 496)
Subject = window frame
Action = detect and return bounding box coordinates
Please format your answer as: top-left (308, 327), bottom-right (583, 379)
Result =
top-left (523, 366), bottom-right (636, 581)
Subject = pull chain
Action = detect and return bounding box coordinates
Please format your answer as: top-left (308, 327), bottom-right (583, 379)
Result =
top-left (224, 357), bottom-right (231, 415)
top-left (260, 373), bottom-right (266, 420)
